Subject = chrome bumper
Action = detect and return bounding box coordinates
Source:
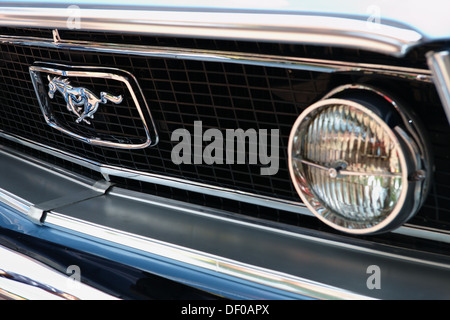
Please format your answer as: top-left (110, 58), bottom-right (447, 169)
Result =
top-left (1, 145), bottom-right (450, 299)
top-left (0, 244), bottom-right (118, 300)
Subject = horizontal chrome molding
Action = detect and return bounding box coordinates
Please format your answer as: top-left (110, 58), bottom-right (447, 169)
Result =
top-left (0, 2), bottom-right (426, 57)
top-left (0, 187), bottom-right (31, 215)
top-left (3, 138), bottom-right (450, 253)
top-left (396, 224), bottom-right (450, 245)
top-left (427, 51), bottom-right (450, 124)
top-left (0, 34), bottom-right (432, 82)
top-left (110, 185), bottom-right (450, 250)
top-left (3, 142), bottom-right (450, 300)
top-left (43, 193), bottom-right (450, 298)
top-left (44, 211), bottom-right (370, 300)
top-left (0, 130), bottom-right (313, 217)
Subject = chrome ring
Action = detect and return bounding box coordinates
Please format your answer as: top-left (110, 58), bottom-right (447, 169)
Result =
top-left (288, 85), bottom-right (431, 234)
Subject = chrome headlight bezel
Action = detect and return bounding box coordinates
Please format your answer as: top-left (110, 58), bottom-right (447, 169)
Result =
top-left (288, 84), bottom-right (432, 234)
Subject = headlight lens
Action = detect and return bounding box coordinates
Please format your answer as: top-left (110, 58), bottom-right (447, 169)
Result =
top-left (288, 86), bottom-right (430, 234)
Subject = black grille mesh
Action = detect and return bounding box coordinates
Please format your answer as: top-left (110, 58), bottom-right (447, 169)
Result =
top-left (0, 35), bottom-right (449, 231)
top-left (406, 82), bottom-right (450, 229)
top-left (0, 41), bottom-right (333, 201)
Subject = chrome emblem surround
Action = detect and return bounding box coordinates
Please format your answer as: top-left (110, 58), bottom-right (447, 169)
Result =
top-left (29, 62), bottom-right (158, 149)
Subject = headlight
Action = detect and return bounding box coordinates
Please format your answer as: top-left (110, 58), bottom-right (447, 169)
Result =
top-left (288, 85), bottom-right (431, 234)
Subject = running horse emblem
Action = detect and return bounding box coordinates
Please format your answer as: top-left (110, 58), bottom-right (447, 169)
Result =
top-left (47, 75), bottom-right (123, 125)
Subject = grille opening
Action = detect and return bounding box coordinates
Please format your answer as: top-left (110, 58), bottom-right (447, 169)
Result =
top-left (0, 33), bottom-right (449, 237)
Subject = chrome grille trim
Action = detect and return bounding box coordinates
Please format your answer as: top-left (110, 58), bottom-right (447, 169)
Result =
top-left (45, 211), bottom-right (371, 300)
top-left (427, 50), bottom-right (450, 125)
top-left (4, 132), bottom-right (450, 299)
top-left (0, 33), bottom-right (436, 218)
top-left (0, 3), bottom-right (424, 56)
top-left (0, 130), bottom-right (313, 216)
top-left (0, 34), bottom-right (432, 82)
top-left (3, 139), bottom-right (450, 253)
top-left (5, 126), bottom-right (450, 247)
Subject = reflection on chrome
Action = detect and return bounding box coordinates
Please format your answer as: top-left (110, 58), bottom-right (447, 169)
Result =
top-left (0, 245), bottom-right (119, 300)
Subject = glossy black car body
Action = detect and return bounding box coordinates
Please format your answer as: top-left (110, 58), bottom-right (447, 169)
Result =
top-left (1, 1), bottom-right (450, 300)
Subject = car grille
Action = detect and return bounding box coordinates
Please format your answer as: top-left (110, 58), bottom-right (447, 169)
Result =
top-left (0, 40), bottom-right (331, 201)
top-left (0, 29), bottom-right (449, 233)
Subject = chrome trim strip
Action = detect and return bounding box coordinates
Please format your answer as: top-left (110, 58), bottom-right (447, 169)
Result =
top-left (427, 51), bottom-right (450, 124)
top-left (0, 145), bottom-right (97, 189)
top-left (0, 187), bottom-right (31, 215)
top-left (0, 130), bottom-right (313, 217)
top-left (110, 185), bottom-right (450, 249)
top-left (3, 143), bottom-right (450, 273)
top-left (0, 34), bottom-right (432, 82)
top-left (27, 179), bottom-right (112, 224)
top-left (0, 4), bottom-right (423, 56)
top-left (44, 211), bottom-right (371, 300)
top-left (395, 225), bottom-right (450, 245)
top-left (6, 136), bottom-right (450, 248)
